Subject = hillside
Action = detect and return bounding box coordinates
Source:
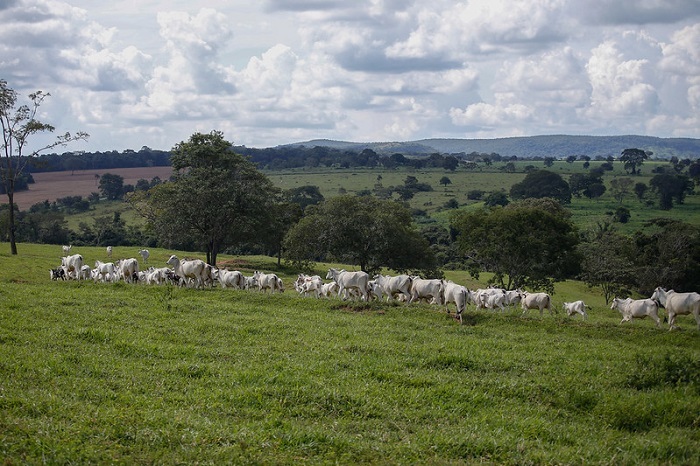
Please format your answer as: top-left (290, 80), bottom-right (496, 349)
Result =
top-left (284, 134), bottom-right (700, 158)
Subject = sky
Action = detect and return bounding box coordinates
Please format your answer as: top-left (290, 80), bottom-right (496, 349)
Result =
top-left (1, 0), bottom-right (699, 152)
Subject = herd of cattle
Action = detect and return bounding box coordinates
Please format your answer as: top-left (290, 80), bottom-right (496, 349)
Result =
top-left (51, 246), bottom-right (700, 331)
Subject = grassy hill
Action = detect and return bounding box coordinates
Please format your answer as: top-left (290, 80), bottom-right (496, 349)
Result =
top-left (0, 243), bottom-right (698, 464)
top-left (286, 134), bottom-right (700, 158)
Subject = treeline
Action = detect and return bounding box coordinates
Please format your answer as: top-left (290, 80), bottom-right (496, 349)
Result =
top-left (22, 145), bottom-right (465, 175)
top-left (25, 147), bottom-right (171, 173)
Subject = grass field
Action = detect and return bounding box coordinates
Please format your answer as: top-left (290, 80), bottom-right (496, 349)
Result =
top-left (1, 244), bottom-right (699, 464)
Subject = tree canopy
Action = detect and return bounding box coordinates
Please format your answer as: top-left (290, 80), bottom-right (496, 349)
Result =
top-left (620, 148), bottom-right (650, 175)
top-left (510, 170), bottom-right (571, 204)
top-left (1, 80), bottom-right (88, 254)
top-left (283, 195), bottom-right (437, 275)
top-left (133, 131), bottom-right (278, 265)
top-left (450, 200), bottom-right (580, 292)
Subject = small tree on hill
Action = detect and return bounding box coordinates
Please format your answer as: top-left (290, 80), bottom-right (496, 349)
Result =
top-left (1, 80), bottom-right (88, 254)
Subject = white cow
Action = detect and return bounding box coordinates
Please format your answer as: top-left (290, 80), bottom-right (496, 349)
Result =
top-left (504, 290), bottom-right (523, 308)
top-left (93, 260), bottom-right (116, 283)
top-left (443, 281), bottom-right (468, 322)
top-left (326, 268), bottom-right (370, 301)
top-left (115, 258), bottom-right (139, 283)
top-left (373, 274), bottom-right (412, 302)
top-left (78, 264), bottom-right (92, 281)
top-left (166, 255), bottom-right (207, 289)
top-left (252, 271), bottom-right (284, 293)
top-left (295, 274), bottom-right (323, 298)
top-left (520, 292), bottom-right (553, 316)
top-left (62, 244), bottom-right (72, 256)
top-left (61, 254), bottom-right (83, 280)
top-left (320, 281), bottom-right (340, 298)
top-left (106, 246), bottom-right (113, 258)
top-left (651, 287), bottom-right (700, 331)
top-left (563, 300), bottom-right (588, 319)
top-left (409, 278), bottom-right (444, 305)
top-left (611, 297), bottom-right (661, 328)
top-left (138, 249), bottom-right (150, 264)
top-left (472, 288), bottom-right (506, 311)
top-left (215, 269), bottom-right (245, 289)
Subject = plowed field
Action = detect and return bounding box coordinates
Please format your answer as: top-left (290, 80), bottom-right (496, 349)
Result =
top-left (4, 167), bottom-right (173, 210)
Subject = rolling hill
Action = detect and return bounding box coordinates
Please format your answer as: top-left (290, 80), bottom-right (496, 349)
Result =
top-left (283, 134), bottom-right (700, 158)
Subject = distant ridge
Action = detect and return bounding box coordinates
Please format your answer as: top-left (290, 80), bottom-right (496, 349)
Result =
top-left (282, 135), bottom-right (700, 159)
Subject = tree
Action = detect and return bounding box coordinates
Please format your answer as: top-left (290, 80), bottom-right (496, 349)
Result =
top-left (450, 200), bottom-right (580, 292)
top-left (483, 191), bottom-right (509, 207)
top-left (136, 131), bottom-right (278, 265)
top-left (283, 185), bottom-right (325, 211)
top-left (510, 170), bottom-right (571, 204)
top-left (443, 155), bottom-right (459, 171)
top-left (609, 177), bottom-right (634, 204)
top-left (578, 232), bottom-right (636, 304)
top-left (634, 182), bottom-right (648, 202)
top-left (620, 148), bottom-right (649, 175)
top-left (543, 156), bottom-right (555, 167)
top-left (1, 80), bottom-right (88, 254)
top-left (439, 176), bottom-right (452, 191)
top-left (633, 220), bottom-right (700, 294)
top-left (649, 173), bottom-right (694, 210)
top-left (98, 173), bottom-right (125, 200)
top-left (569, 171), bottom-right (605, 199)
top-left (283, 195), bottom-right (436, 275)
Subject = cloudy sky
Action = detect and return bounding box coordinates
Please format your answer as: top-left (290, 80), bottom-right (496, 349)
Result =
top-left (1, 0), bottom-right (699, 152)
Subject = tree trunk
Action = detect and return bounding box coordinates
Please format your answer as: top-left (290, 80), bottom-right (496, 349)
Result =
top-left (6, 191), bottom-right (17, 255)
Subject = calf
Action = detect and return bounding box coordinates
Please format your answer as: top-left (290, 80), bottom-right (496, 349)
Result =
top-left (563, 300), bottom-right (588, 320)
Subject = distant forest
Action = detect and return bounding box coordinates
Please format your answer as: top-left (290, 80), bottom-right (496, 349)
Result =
top-left (22, 141), bottom-right (627, 176)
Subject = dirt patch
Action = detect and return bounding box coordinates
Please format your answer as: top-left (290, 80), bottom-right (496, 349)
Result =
top-left (3, 167), bottom-right (173, 210)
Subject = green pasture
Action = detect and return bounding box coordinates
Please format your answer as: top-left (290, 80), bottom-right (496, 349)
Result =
top-left (56, 159), bottom-right (700, 235)
top-left (1, 243), bottom-right (698, 464)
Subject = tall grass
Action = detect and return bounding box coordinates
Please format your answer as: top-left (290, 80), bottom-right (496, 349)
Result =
top-left (1, 244), bottom-right (699, 464)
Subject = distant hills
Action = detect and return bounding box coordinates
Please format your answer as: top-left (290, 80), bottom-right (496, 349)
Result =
top-left (282, 135), bottom-right (700, 159)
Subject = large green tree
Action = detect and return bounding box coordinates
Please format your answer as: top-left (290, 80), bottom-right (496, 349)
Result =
top-left (1, 80), bottom-right (88, 254)
top-left (450, 200), bottom-right (580, 292)
top-left (620, 148), bottom-right (650, 175)
top-left (283, 195), bottom-right (437, 275)
top-left (578, 231), bottom-right (636, 304)
top-left (510, 170), bottom-right (571, 204)
top-left (649, 173), bottom-right (694, 210)
top-left (135, 131), bottom-right (278, 265)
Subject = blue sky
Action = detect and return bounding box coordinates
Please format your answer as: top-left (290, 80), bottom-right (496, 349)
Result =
top-left (1, 0), bottom-right (699, 152)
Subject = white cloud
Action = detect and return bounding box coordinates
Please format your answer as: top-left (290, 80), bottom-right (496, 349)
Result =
top-left (1, 0), bottom-right (699, 150)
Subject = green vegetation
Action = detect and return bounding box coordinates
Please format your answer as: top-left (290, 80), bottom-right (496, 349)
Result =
top-left (1, 244), bottom-right (699, 464)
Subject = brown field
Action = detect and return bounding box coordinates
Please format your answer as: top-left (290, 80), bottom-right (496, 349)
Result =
top-left (3, 167), bottom-right (173, 210)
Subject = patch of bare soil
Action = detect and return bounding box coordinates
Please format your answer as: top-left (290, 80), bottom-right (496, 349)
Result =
top-left (3, 167), bottom-right (173, 210)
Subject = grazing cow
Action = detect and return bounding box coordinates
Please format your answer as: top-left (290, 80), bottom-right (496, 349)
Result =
top-left (166, 255), bottom-right (207, 288)
top-left (62, 244), bottom-right (72, 256)
top-left (214, 269), bottom-right (245, 289)
top-left (443, 281), bottom-right (468, 322)
top-left (326, 268), bottom-right (370, 301)
top-left (520, 292), bottom-right (553, 316)
top-left (409, 278), bottom-right (444, 305)
top-left (115, 258), bottom-right (139, 283)
top-left (610, 297), bottom-right (661, 328)
top-left (138, 249), bottom-right (150, 264)
top-left (61, 254), bottom-right (84, 280)
top-left (106, 246), bottom-right (113, 258)
top-left (93, 260), bottom-right (116, 283)
top-left (651, 287), bottom-right (700, 331)
top-left (563, 300), bottom-right (588, 319)
top-left (252, 271), bottom-right (284, 293)
top-left (50, 267), bottom-right (66, 281)
top-left (373, 274), bottom-right (412, 302)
